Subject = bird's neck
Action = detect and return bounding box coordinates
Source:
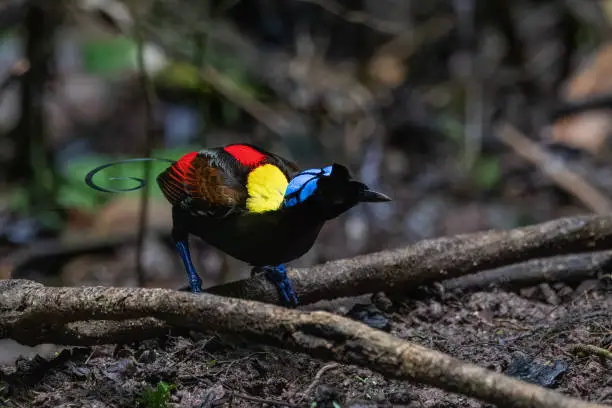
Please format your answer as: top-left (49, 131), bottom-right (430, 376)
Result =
top-left (278, 200), bottom-right (327, 224)
top-left (279, 198), bottom-right (356, 225)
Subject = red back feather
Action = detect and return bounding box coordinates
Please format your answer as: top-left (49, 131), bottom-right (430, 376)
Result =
top-left (158, 151), bottom-right (198, 205)
top-left (223, 144), bottom-right (266, 167)
top-left (166, 151), bottom-right (198, 185)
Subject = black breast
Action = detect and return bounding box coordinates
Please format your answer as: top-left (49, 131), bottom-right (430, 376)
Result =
top-left (177, 207), bottom-right (325, 266)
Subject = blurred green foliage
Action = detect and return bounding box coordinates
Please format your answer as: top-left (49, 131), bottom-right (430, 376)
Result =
top-left (156, 61), bottom-right (210, 92)
top-left (82, 36), bottom-right (138, 75)
top-left (471, 155), bottom-right (501, 191)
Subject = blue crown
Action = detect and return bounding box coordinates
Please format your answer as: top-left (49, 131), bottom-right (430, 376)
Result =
top-left (282, 165), bottom-right (333, 208)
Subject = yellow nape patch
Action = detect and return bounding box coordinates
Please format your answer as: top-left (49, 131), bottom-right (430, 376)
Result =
top-left (246, 164), bottom-right (289, 213)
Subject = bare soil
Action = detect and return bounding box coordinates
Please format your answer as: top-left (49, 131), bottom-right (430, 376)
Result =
top-left (1, 279), bottom-right (610, 408)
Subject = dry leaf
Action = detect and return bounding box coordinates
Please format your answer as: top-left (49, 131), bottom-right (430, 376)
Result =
top-left (550, 42), bottom-right (612, 155)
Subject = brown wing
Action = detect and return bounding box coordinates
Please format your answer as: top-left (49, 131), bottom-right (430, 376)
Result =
top-left (156, 150), bottom-right (248, 218)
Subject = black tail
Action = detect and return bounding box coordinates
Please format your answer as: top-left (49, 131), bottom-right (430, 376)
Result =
top-left (85, 158), bottom-right (176, 193)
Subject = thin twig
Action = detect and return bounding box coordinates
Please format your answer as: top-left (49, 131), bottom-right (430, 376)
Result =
top-left (453, 0), bottom-right (483, 170)
top-left (132, 10), bottom-right (158, 287)
top-left (371, 16), bottom-right (454, 61)
top-left (496, 122), bottom-right (612, 213)
top-left (297, 363), bottom-right (339, 403)
top-left (294, 0), bottom-right (406, 35)
top-left (199, 65), bottom-right (294, 137)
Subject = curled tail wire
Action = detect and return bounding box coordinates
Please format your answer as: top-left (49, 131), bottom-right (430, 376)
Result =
top-left (85, 158), bottom-right (176, 193)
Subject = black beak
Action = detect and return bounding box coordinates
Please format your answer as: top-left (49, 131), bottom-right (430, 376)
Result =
top-left (358, 188), bottom-right (392, 202)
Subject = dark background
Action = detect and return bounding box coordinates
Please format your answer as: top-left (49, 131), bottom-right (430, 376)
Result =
top-left (1, 0), bottom-right (612, 291)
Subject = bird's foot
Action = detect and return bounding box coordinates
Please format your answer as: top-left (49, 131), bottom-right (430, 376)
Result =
top-left (253, 265), bottom-right (298, 307)
top-left (189, 276), bottom-right (203, 293)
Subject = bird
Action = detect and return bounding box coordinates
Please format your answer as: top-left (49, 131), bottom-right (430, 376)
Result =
top-left (85, 143), bottom-right (391, 306)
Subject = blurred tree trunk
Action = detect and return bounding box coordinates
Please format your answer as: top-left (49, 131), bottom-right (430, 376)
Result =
top-left (10, 2), bottom-right (62, 212)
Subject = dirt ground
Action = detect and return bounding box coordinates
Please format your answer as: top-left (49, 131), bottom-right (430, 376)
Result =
top-left (1, 278), bottom-right (610, 408)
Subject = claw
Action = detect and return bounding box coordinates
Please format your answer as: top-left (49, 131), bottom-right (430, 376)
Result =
top-left (254, 265), bottom-right (299, 307)
top-left (275, 278), bottom-right (298, 306)
top-left (190, 277), bottom-right (203, 293)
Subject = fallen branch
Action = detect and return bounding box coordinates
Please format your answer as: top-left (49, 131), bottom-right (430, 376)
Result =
top-left (0, 280), bottom-right (606, 408)
top-left (439, 250), bottom-right (612, 293)
top-left (496, 122), bottom-right (612, 214)
top-left (203, 213), bottom-right (612, 305)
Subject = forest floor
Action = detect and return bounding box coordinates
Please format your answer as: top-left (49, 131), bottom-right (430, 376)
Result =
top-left (1, 277), bottom-right (610, 408)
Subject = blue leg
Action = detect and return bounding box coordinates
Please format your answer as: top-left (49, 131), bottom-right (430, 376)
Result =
top-left (253, 264), bottom-right (298, 307)
top-left (173, 234), bottom-right (202, 293)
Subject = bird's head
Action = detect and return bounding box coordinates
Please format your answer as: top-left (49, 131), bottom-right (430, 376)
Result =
top-left (282, 163), bottom-right (391, 220)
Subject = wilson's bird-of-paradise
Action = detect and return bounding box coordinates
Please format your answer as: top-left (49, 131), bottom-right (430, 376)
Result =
top-left (85, 143), bottom-right (391, 306)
